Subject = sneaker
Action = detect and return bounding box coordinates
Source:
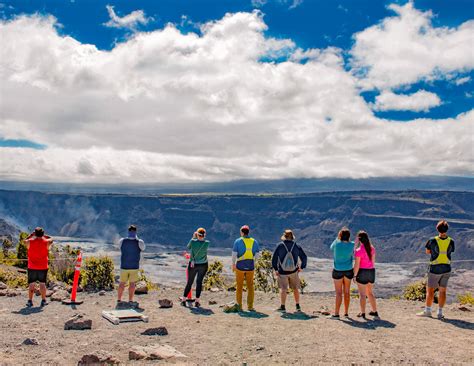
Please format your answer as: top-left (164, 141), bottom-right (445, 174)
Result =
top-left (276, 305), bottom-right (286, 312)
top-left (40, 299), bottom-right (47, 307)
top-left (344, 313), bottom-right (349, 318)
top-left (26, 300), bottom-right (33, 308)
top-left (357, 313), bottom-right (366, 319)
top-left (416, 310), bottom-right (432, 318)
top-left (296, 304), bottom-right (302, 312)
top-left (248, 308), bottom-right (256, 312)
top-left (195, 301), bottom-right (201, 308)
top-left (437, 313), bottom-right (445, 320)
top-left (330, 314), bottom-right (340, 319)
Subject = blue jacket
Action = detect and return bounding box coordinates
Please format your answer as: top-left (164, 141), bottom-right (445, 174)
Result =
top-left (272, 240), bottom-right (307, 275)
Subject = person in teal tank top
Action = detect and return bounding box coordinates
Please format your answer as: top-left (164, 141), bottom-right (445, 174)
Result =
top-left (329, 227), bottom-right (355, 318)
top-left (181, 227), bottom-right (210, 307)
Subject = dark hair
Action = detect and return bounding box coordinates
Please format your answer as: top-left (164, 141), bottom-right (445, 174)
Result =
top-left (436, 220), bottom-right (449, 234)
top-left (338, 227), bottom-right (350, 242)
top-left (357, 231), bottom-right (372, 262)
top-left (241, 228), bottom-right (249, 235)
top-left (34, 227), bottom-right (44, 237)
top-left (128, 225), bottom-right (137, 232)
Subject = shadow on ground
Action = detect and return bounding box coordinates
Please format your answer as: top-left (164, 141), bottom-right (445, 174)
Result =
top-left (341, 317), bottom-right (396, 329)
top-left (281, 311), bottom-right (317, 320)
top-left (189, 307), bottom-right (214, 316)
top-left (238, 311), bottom-right (269, 319)
top-left (442, 318), bottom-right (474, 330)
top-left (12, 307), bottom-right (44, 315)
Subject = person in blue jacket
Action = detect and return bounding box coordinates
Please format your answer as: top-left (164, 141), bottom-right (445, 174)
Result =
top-left (272, 229), bottom-right (307, 313)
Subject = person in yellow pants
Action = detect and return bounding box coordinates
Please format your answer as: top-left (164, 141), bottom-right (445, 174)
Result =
top-left (232, 225), bottom-right (260, 311)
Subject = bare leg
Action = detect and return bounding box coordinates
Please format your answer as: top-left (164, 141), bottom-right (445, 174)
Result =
top-left (280, 289), bottom-right (288, 306)
top-left (293, 289), bottom-right (300, 305)
top-left (333, 279), bottom-right (343, 315)
top-left (366, 283), bottom-right (377, 312)
top-left (426, 287), bottom-right (436, 308)
top-left (28, 283), bottom-right (35, 301)
top-left (357, 283), bottom-right (367, 315)
top-left (39, 283), bottom-right (47, 300)
top-left (128, 282), bottom-right (136, 302)
top-left (438, 287), bottom-right (447, 308)
top-left (342, 277), bottom-right (351, 315)
top-left (117, 282), bottom-right (126, 302)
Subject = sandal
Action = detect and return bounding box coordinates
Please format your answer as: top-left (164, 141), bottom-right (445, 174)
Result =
top-left (357, 313), bottom-right (366, 319)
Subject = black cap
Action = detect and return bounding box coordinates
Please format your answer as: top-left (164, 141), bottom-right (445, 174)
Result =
top-left (128, 225), bottom-right (137, 232)
top-left (34, 227), bottom-right (44, 237)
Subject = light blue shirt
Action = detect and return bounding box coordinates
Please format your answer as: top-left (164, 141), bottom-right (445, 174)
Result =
top-left (330, 239), bottom-right (355, 271)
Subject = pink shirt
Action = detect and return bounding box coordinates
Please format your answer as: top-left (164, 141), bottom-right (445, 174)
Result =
top-left (355, 245), bottom-right (376, 269)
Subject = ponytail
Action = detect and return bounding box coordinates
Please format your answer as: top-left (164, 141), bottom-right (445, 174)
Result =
top-left (357, 231), bottom-right (372, 262)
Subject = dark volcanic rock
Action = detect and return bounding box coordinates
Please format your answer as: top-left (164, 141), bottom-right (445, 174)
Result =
top-left (158, 299), bottom-right (173, 308)
top-left (64, 314), bottom-right (92, 330)
top-left (141, 327), bottom-right (168, 336)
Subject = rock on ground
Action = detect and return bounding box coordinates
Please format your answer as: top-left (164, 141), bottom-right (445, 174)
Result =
top-left (51, 290), bottom-right (68, 302)
top-left (20, 338), bottom-right (39, 346)
top-left (77, 352), bottom-right (119, 365)
top-left (0, 282), bottom-right (7, 290)
top-left (64, 314), bottom-right (92, 330)
top-left (129, 344), bottom-right (187, 360)
top-left (141, 327), bottom-right (168, 336)
top-left (134, 281), bottom-right (148, 294)
top-left (158, 299), bottom-right (173, 308)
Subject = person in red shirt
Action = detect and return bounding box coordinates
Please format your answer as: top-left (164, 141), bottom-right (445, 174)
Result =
top-left (25, 227), bottom-right (52, 307)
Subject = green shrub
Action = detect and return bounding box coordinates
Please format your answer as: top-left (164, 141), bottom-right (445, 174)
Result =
top-left (300, 277), bottom-right (308, 294)
top-left (350, 287), bottom-right (359, 299)
top-left (81, 256), bottom-right (115, 291)
top-left (15, 232), bottom-right (29, 269)
top-left (255, 249), bottom-right (278, 293)
top-left (48, 244), bottom-right (80, 285)
top-left (203, 261), bottom-right (226, 290)
top-left (403, 278), bottom-right (438, 302)
top-left (458, 292), bottom-right (474, 306)
top-left (2, 238), bottom-right (13, 257)
top-left (0, 267), bottom-right (28, 288)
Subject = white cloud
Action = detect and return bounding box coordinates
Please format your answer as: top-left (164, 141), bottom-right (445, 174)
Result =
top-left (104, 5), bottom-right (150, 30)
top-left (455, 76), bottom-right (471, 86)
top-left (0, 8), bottom-right (473, 184)
top-left (251, 0), bottom-right (303, 9)
top-left (373, 90), bottom-right (442, 112)
top-left (351, 2), bottom-right (474, 90)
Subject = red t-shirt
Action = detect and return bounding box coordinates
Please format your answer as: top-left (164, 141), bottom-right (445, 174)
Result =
top-left (27, 237), bottom-right (50, 270)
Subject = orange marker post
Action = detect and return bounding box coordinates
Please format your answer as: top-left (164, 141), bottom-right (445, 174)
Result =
top-left (62, 251), bottom-right (84, 305)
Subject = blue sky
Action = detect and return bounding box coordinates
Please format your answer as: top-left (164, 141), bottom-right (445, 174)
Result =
top-left (0, 1), bottom-right (472, 182)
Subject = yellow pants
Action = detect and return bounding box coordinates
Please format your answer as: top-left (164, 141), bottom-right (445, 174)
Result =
top-left (236, 269), bottom-right (255, 309)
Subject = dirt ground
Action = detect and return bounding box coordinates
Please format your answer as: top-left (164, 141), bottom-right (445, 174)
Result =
top-left (1, 288), bottom-right (473, 365)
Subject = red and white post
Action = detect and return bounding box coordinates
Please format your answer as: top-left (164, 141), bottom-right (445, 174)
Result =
top-left (62, 251), bottom-right (84, 305)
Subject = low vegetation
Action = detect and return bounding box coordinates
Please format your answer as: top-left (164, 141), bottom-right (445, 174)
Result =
top-left (0, 267), bottom-right (28, 288)
top-left (203, 261), bottom-right (226, 290)
top-left (254, 249), bottom-right (278, 293)
top-left (457, 292), bottom-right (474, 306)
top-left (402, 278), bottom-right (438, 303)
top-left (81, 256), bottom-right (115, 291)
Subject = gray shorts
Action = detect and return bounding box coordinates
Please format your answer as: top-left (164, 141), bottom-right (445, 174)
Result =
top-left (427, 272), bottom-right (450, 289)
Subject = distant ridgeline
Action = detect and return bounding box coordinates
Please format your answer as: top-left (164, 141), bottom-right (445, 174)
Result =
top-left (0, 189), bottom-right (473, 264)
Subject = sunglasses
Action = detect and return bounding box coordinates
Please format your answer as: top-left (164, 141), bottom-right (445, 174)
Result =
top-left (198, 232), bottom-right (206, 236)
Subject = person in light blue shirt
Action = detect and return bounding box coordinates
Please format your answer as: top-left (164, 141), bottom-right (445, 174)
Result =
top-left (329, 227), bottom-right (355, 318)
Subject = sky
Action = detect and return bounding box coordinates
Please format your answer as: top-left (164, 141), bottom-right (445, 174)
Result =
top-left (0, 0), bottom-right (473, 184)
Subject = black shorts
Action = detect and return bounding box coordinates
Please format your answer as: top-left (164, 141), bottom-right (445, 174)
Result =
top-left (356, 268), bottom-right (375, 285)
top-left (27, 269), bottom-right (48, 284)
top-left (332, 269), bottom-right (354, 280)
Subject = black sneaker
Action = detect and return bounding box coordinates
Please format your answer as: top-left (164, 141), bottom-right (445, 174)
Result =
top-left (357, 313), bottom-right (366, 319)
top-left (40, 299), bottom-right (47, 307)
top-left (26, 300), bottom-right (33, 308)
top-left (369, 311), bottom-right (379, 317)
top-left (296, 304), bottom-right (302, 312)
top-left (276, 305), bottom-right (286, 312)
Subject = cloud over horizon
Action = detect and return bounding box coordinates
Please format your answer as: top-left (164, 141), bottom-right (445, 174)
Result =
top-left (0, 3), bottom-right (473, 184)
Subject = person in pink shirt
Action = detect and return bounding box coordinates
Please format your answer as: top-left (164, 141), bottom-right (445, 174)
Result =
top-left (353, 231), bottom-right (379, 319)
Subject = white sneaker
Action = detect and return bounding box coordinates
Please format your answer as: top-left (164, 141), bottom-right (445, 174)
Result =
top-left (416, 310), bottom-right (432, 318)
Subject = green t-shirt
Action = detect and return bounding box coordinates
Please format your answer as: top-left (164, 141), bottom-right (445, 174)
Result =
top-left (187, 239), bottom-right (209, 264)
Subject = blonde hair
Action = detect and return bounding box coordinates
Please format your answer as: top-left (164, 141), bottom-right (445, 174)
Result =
top-left (281, 229), bottom-right (295, 241)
